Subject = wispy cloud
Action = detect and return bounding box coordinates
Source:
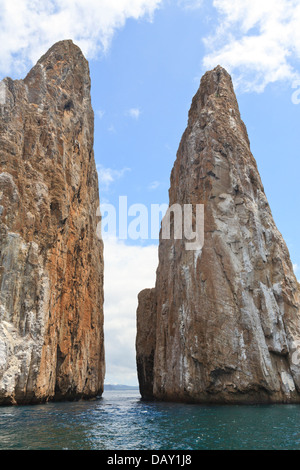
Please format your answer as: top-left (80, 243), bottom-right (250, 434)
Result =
top-left (148, 180), bottom-right (160, 190)
top-left (177, 0), bottom-right (203, 10)
top-left (126, 108), bottom-right (141, 119)
top-left (97, 164), bottom-right (130, 191)
top-left (203, 0), bottom-right (300, 92)
top-left (0, 0), bottom-right (163, 77)
top-left (107, 124), bottom-right (116, 134)
top-left (96, 109), bottom-right (105, 119)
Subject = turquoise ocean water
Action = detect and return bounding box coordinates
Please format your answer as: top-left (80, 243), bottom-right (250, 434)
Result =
top-left (1, 389), bottom-right (300, 450)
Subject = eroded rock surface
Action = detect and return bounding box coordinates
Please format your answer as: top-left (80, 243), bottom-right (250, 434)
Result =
top-left (136, 66), bottom-right (300, 403)
top-left (0, 40), bottom-right (105, 405)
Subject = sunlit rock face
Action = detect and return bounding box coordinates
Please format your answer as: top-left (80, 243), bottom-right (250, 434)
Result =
top-left (0, 40), bottom-right (105, 405)
top-left (136, 66), bottom-right (300, 404)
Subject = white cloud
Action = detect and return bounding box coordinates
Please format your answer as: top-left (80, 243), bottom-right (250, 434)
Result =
top-left (103, 237), bottom-right (158, 385)
top-left (126, 108), bottom-right (141, 119)
top-left (177, 0), bottom-right (203, 10)
top-left (96, 109), bottom-right (105, 119)
top-left (97, 164), bottom-right (130, 191)
top-left (107, 124), bottom-right (117, 133)
top-left (148, 180), bottom-right (160, 190)
top-left (0, 0), bottom-right (163, 77)
top-left (203, 0), bottom-right (300, 92)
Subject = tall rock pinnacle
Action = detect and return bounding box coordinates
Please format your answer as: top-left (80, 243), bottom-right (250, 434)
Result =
top-left (136, 66), bottom-right (300, 403)
top-left (0, 40), bottom-right (105, 404)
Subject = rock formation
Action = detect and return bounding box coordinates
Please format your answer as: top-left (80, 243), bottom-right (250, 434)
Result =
top-left (0, 40), bottom-right (105, 405)
top-left (136, 66), bottom-right (300, 403)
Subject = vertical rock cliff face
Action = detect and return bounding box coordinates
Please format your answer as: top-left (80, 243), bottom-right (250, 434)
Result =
top-left (0, 40), bottom-right (105, 404)
top-left (137, 66), bottom-right (300, 403)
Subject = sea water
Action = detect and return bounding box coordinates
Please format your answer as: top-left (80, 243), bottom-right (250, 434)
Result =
top-left (1, 389), bottom-right (300, 450)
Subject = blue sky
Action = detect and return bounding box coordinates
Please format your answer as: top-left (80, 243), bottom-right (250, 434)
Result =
top-left (1, 0), bottom-right (300, 385)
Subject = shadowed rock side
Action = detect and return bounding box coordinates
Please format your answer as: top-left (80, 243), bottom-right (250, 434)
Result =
top-left (136, 66), bottom-right (300, 404)
top-left (136, 288), bottom-right (157, 400)
top-left (0, 40), bottom-right (105, 405)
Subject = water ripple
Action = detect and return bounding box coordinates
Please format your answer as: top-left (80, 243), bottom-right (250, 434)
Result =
top-left (1, 390), bottom-right (300, 449)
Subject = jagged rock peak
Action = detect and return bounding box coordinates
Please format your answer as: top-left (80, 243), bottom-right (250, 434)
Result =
top-left (136, 66), bottom-right (300, 404)
top-left (23, 40), bottom-right (92, 111)
top-left (0, 41), bottom-right (105, 405)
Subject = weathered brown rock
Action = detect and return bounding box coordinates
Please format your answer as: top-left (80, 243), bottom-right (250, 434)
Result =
top-left (136, 66), bottom-right (300, 404)
top-left (0, 40), bottom-right (105, 405)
